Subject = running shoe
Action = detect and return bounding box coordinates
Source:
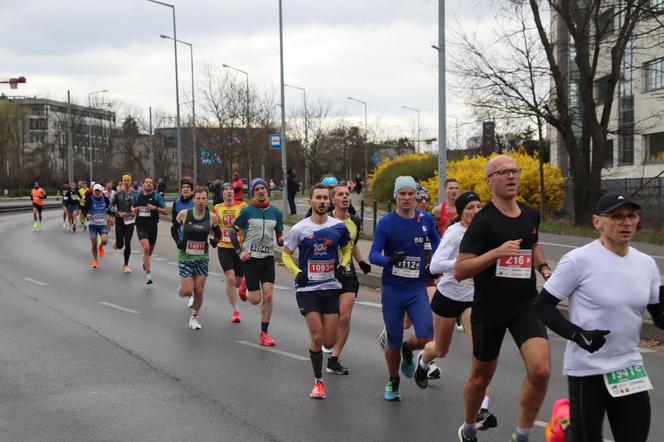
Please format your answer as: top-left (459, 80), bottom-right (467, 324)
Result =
top-left (145, 272), bottom-right (153, 285)
top-left (189, 315), bottom-right (202, 330)
top-left (428, 361), bottom-right (442, 380)
top-left (476, 408), bottom-right (497, 431)
top-left (230, 310), bottom-right (241, 323)
top-left (322, 345), bottom-right (334, 354)
top-left (413, 354), bottom-right (429, 389)
top-left (91, 259), bottom-right (99, 269)
top-left (259, 331), bottom-right (276, 346)
top-left (113, 241), bottom-right (119, 250)
top-left (187, 296), bottom-right (194, 308)
top-left (458, 425), bottom-right (478, 442)
top-left (238, 278), bottom-right (247, 302)
top-left (455, 318), bottom-right (464, 332)
top-left (309, 380), bottom-right (326, 399)
top-left (511, 433), bottom-right (527, 442)
top-left (72, 224), bottom-right (76, 232)
top-left (326, 359), bottom-right (349, 375)
top-left (378, 327), bottom-right (388, 349)
top-left (98, 245), bottom-right (105, 257)
top-left (122, 265), bottom-right (132, 273)
top-left (400, 342), bottom-right (416, 378)
top-left (62, 222), bottom-right (67, 229)
top-left (384, 380), bottom-right (401, 401)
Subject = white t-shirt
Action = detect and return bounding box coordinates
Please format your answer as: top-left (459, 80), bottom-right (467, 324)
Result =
top-left (430, 222), bottom-right (474, 302)
top-left (543, 239), bottom-right (661, 376)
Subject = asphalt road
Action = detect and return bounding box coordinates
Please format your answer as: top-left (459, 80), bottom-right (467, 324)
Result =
top-left (0, 211), bottom-right (662, 442)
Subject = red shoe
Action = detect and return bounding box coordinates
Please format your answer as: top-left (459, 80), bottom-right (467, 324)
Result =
top-left (259, 331), bottom-right (276, 346)
top-left (91, 259), bottom-right (99, 269)
top-left (238, 278), bottom-right (247, 302)
top-left (309, 380), bottom-right (326, 399)
top-left (98, 245), bottom-right (105, 257)
top-left (230, 310), bottom-right (241, 323)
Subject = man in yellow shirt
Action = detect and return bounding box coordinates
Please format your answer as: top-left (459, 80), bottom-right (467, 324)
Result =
top-left (212, 182), bottom-right (247, 323)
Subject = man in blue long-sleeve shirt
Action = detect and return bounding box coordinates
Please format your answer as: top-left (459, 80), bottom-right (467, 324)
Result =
top-left (369, 175), bottom-right (440, 401)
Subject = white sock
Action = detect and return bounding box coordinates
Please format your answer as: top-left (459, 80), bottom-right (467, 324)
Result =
top-left (419, 356), bottom-right (429, 370)
top-left (481, 396), bottom-right (490, 410)
top-left (230, 303), bottom-right (237, 312)
top-left (516, 426), bottom-right (530, 437)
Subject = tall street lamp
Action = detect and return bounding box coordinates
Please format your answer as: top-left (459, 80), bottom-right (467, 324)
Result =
top-left (433, 0), bottom-right (447, 204)
top-left (347, 96), bottom-right (368, 189)
top-left (161, 34), bottom-right (197, 184)
top-left (88, 89), bottom-right (108, 183)
top-left (402, 105), bottom-right (421, 153)
top-left (222, 64), bottom-right (250, 179)
top-left (278, 0), bottom-right (288, 217)
top-left (147, 0), bottom-right (182, 182)
top-left (284, 83), bottom-right (308, 188)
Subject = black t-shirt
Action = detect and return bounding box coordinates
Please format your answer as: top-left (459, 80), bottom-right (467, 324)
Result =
top-left (133, 192), bottom-right (162, 227)
top-left (459, 201), bottom-right (540, 321)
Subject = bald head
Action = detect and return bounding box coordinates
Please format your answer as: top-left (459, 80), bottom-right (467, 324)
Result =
top-left (485, 154), bottom-right (517, 177)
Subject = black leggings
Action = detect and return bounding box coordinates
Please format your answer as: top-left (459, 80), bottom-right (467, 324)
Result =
top-left (568, 374), bottom-right (650, 442)
top-left (115, 221), bottom-right (135, 265)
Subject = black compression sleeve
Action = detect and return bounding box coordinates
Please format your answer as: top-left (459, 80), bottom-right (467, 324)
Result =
top-left (211, 225), bottom-right (222, 241)
top-left (170, 220), bottom-right (179, 243)
top-left (533, 288), bottom-right (579, 340)
top-left (647, 303), bottom-right (664, 330)
top-left (229, 230), bottom-right (242, 253)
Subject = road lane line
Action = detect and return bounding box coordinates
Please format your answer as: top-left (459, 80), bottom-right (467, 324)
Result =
top-left (209, 271), bottom-right (223, 277)
top-left (236, 340), bottom-right (308, 361)
top-left (98, 302), bottom-right (141, 314)
top-left (357, 301), bottom-right (382, 308)
top-left (154, 257), bottom-right (167, 261)
top-left (167, 262), bottom-right (178, 266)
top-left (273, 285), bottom-right (292, 290)
top-left (534, 420), bottom-right (612, 442)
top-left (24, 277), bottom-right (48, 286)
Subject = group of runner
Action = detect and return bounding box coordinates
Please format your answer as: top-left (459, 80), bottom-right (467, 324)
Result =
top-left (33, 153), bottom-right (662, 440)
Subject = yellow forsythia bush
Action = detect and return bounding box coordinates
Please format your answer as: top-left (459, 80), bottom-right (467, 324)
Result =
top-left (421, 151), bottom-right (566, 215)
top-left (370, 153), bottom-right (437, 202)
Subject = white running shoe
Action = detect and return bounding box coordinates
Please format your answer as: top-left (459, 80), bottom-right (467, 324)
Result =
top-left (189, 315), bottom-right (202, 330)
top-left (145, 272), bottom-right (153, 285)
top-left (62, 222), bottom-right (67, 229)
top-left (187, 295), bottom-right (194, 308)
top-left (322, 345), bottom-right (334, 354)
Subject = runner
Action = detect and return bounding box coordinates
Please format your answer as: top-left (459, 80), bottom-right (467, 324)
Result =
top-left (231, 178), bottom-right (284, 346)
top-left (78, 181), bottom-right (90, 231)
top-left (110, 174), bottom-right (137, 273)
top-left (58, 181), bottom-right (69, 229)
top-left (104, 182), bottom-right (116, 239)
top-left (85, 184), bottom-right (110, 268)
top-left (431, 178), bottom-right (459, 236)
top-left (282, 183), bottom-right (352, 398)
top-left (171, 177), bottom-right (195, 303)
top-left (534, 192), bottom-right (663, 442)
top-left (212, 182), bottom-right (247, 323)
top-left (232, 172), bottom-right (244, 203)
top-left (132, 177), bottom-right (168, 284)
top-left (369, 175), bottom-right (440, 401)
top-left (174, 186), bottom-right (221, 330)
top-left (327, 183), bottom-right (372, 375)
top-left (454, 154), bottom-right (552, 442)
top-left (30, 181), bottom-right (46, 230)
top-left (413, 191), bottom-right (498, 430)
top-left (64, 182), bottom-right (81, 232)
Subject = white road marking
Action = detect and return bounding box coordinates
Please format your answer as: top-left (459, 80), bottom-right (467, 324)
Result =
top-left (154, 257), bottom-right (167, 261)
top-left (167, 262), bottom-right (178, 266)
top-left (273, 285), bottom-right (292, 290)
top-left (357, 301), bottom-right (382, 308)
top-left (24, 277), bottom-right (48, 286)
top-left (640, 348), bottom-right (656, 353)
top-left (98, 302), bottom-right (141, 314)
top-left (534, 420), bottom-right (612, 442)
top-left (209, 271), bottom-right (223, 277)
top-left (0, 229), bottom-right (5, 233)
top-left (236, 340), bottom-right (308, 361)
top-left (0, 255), bottom-right (11, 258)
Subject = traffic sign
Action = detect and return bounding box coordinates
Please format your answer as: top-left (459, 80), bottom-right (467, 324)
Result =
top-left (269, 133), bottom-right (282, 150)
top-left (372, 154), bottom-right (380, 165)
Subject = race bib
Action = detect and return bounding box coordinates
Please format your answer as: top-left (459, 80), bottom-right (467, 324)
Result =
top-left (222, 230), bottom-right (232, 243)
top-left (392, 256), bottom-right (421, 278)
top-left (308, 259), bottom-right (335, 281)
top-left (424, 242), bottom-right (432, 251)
top-left (123, 214), bottom-right (136, 225)
top-left (495, 249), bottom-right (532, 279)
top-left (604, 364), bottom-right (653, 398)
top-left (92, 214), bottom-right (106, 225)
top-left (138, 206), bottom-right (151, 217)
top-left (249, 243), bottom-right (272, 257)
top-left (185, 240), bottom-right (206, 256)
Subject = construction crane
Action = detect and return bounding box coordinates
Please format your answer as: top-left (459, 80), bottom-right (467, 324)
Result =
top-left (0, 76), bottom-right (27, 89)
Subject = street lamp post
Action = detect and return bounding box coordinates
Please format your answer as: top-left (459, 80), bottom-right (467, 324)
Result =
top-left (147, 0), bottom-right (182, 182)
top-left (402, 105), bottom-right (421, 153)
top-left (87, 89), bottom-right (108, 183)
top-left (278, 0), bottom-right (288, 217)
top-left (222, 64), bottom-right (250, 179)
top-left (438, 0), bottom-right (447, 204)
top-left (347, 97), bottom-right (368, 189)
top-left (284, 84), bottom-right (308, 188)
top-left (161, 35), bottom-right (197, 184)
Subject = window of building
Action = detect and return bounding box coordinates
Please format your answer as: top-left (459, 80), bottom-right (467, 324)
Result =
top-left (603, 139), bottom-right (614, 168)
top-left (595, 75), bottom-right (611, 103)
top-left (645, 132), bottom-right (664, 163)
top-left (598, 8), bottom-right (615, 40)
top-left (645, 58), bottom-right (664, 91)
top-left (651, 0), bottom-right (664, 12)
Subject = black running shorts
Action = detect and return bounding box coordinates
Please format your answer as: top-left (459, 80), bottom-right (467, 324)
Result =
top-left (32, 203), bottom-right (43, 213)
top-left (430, 289), bottom-right (473, 318)
top-left (136, 224), bottom-right (158, 245)
top-left (339, 274), bottom-right (360, 295)
top-left (296, 289), bottom-right (340, 316)
top-left (471, 308), bottom-right (548, 361)
top-left (217, 248), bottom-right (244, 277)
top-left (243, 256), bottom-right (275, 292)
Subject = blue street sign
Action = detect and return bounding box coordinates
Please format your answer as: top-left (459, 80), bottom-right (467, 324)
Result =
top-left (269, 133), bottom-right (282, 150)
top-left (372, 154), bottom-right (380, 165)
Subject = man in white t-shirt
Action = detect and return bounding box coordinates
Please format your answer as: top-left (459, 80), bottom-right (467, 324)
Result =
top-left (534, 192), bottom-right (664, 442)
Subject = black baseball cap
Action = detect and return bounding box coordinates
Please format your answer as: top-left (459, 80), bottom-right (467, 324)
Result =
top-left (595, 192), bottom-right (642, 214)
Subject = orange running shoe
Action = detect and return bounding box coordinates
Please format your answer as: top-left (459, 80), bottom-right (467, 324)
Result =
top-left (238, 278), bottom-right (247, 302)
top-left (91, 259), bottom-right (99, 269)
top-left (259, 331), bottom-right (276, 346)
top-left (230, 310), bottom-right (241, 323)
top-left (98, 245), bottom-right (105, 257)
top-left (309, 380), bottom-right (326, 399)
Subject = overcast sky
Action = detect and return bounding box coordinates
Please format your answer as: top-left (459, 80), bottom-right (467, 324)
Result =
top-left (1, 0), bottom-right (497, 148)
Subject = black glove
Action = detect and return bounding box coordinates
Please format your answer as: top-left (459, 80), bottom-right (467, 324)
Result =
top-left (424, 265), bottom-right (440, 279)
top-left (295, 271), bottom-right (309, 287)
top-left (660, 285), bottom-right (663, 305)
top-left (387, 251), bottom-right (406, 267)
top-left (336, 265), bottom-right (356, 279)
top-left (209, 238), bottom-right (219, 248)
top-left (359, 260), bottom-right (372, 275)
top-left (176, 240), bottom-right (184, 250)
top-left (572, 328), bottom-right (610, 353)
